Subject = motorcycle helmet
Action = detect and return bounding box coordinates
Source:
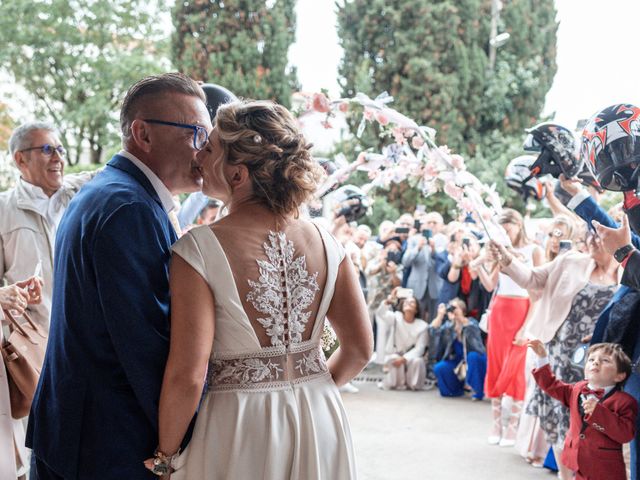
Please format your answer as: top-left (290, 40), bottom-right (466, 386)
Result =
top-left (504, 155), bottom-right (546, 201)
top-left (331, 185), bottom-right (371, 223)
top-left (201, 83), bottom-right (238, 121)
top-left (523, 123), bottom-right (581, 178)
top-left (580, 103), bottom-right (640, 191)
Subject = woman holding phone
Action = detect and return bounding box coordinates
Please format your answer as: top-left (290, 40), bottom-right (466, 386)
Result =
top-left (488, 231), bottom-right (618, 479)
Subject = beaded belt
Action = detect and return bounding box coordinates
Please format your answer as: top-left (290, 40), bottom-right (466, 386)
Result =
top-left (205, 341), bottom-right (330, 393)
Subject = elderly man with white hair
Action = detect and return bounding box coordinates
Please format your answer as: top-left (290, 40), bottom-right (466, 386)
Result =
top-left (0, 121), bottom-right (97, 331)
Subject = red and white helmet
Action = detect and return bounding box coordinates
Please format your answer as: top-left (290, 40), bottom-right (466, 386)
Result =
top-left (580, 103), bottom-right (640, 191)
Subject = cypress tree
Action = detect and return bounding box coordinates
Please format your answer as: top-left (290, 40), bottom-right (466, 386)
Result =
top-left (337, 0), bottom-right (557, 210)
top-left (172, 0), bottom-right (298, 107)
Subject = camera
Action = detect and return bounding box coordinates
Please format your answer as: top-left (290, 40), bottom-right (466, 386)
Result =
top-left (559, 240), bottom-right (572, 253)
top-left (386, 250), bottom-right (403, 265)
top-left (422, 229), bottom-right (433, 239)
top-left (446, 304), bottom-right (456, 314)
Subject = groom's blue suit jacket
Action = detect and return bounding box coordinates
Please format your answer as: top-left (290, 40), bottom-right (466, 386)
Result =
top-left (26, 155), bottom-right (178, 479)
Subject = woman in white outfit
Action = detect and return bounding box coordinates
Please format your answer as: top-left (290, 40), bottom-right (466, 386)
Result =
top-left (376, 290), bottom-right (428, 390)
top-left (145, 100), bottom-right (373, 479)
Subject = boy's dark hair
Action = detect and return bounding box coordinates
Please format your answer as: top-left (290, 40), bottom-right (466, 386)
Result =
top-left (587, 343), bottom-right (633, 383)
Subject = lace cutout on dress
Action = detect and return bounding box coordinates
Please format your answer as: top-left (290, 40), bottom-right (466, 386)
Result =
top-left (246, 231), bottom-right (320, 347)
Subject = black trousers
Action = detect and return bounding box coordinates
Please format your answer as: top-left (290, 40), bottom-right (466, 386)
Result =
top-left (33, 457), bottom-right (64, 480)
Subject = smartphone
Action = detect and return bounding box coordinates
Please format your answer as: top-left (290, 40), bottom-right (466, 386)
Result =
top-left (414, 219), bottom-right (421, 230)
top-left (395, 227), bottom-right (410, 234)
top-left (559, 240), bottom-right (572, 253)
top-left (422, 229), bottom-right (433, 239)
top-left (396, 287), bottom-right (414, 299)
top-left (462, 238), bottom-right (470, 248)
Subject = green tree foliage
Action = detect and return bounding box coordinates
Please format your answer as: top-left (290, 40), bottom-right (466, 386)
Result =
top-left (172, 0), bottom-right (298, 107)
top-left (0, 102), bottom-right (15, 151)
top-left (0, 1), bottom-right (170, 165)
top-left (336, 0), bottom-right (557, 214)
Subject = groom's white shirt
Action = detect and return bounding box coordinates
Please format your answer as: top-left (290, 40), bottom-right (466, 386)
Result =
top-left (119, 150), bottom-right (175, 213)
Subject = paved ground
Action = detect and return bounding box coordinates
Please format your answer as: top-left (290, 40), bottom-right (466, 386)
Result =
top-left (342, 378), bottom-right (556, 480)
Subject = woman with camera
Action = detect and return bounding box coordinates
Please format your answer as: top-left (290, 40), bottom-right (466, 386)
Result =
top-left (489, 231), bottom-right (618, 480)
top-left (375, 288), bottom-right (428, 390)
top-left (367, 240), bottom-right (402, 363)
top-left (430, 298), bottom-right (487, 400)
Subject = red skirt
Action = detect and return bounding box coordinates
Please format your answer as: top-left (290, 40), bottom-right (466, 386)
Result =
top-left (484, 295), bottom-right (530, 401)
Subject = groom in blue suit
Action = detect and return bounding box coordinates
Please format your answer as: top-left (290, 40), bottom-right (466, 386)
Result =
top-left (26, 73), bottom-right (213, 479)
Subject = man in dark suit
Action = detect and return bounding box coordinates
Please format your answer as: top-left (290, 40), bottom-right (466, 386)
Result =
top-left (26, 73), bottom-right (213, 479)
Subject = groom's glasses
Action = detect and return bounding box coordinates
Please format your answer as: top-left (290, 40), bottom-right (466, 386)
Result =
top-left (144, 119), bottom-right (209, 150)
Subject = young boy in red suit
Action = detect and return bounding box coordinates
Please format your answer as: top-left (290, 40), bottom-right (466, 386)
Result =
top-left (528, 340), bottom-right (638, 480)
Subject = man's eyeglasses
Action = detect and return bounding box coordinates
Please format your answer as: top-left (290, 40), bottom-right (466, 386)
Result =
top-left (20, 144), bottom-right (66, 158)
top-left (144, 119), bottom-right (209, 150)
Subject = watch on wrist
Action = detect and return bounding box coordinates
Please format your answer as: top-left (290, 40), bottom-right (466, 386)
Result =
top-left (614, 244), bottom-right (635, 263)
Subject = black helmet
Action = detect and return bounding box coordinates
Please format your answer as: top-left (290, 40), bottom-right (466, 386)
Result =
top-left (504, 155), bottom-right (546, 201)
top-left (332, 185), bottom-right (371, 223)
top-left (201, 83), bottom-right (237, 121)
top-left (523, 123), bottom-right (581, 178)
top-left (580, 103), bottom-right (640, 191)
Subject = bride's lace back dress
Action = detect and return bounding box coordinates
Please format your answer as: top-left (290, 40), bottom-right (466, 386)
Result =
top-left (170, 220), bottom-right (356, 479)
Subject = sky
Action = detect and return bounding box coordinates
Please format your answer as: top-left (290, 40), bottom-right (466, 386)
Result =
top-left (290, 0), bottom-right (640, 132)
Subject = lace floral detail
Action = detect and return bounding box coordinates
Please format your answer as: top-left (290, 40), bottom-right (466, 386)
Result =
top-left (210, 357), bottom-right (284, 386)
top-left (206, 344), bottom-right (330, 392)
top-left (294, 347), bottom-right (325, 376)
top-left (246, 231), bottom-right (319, 346)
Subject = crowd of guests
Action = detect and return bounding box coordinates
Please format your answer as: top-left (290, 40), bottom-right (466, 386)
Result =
top-left (0, 115), bottom-right (639, 479)
top-left (320, 178), bottom-right (640, 479)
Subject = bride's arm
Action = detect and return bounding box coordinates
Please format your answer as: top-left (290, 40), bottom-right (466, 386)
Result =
top-left (156, 254), bottom-right (215, 458)
top-left (325, 256), bottom-right (374, 386)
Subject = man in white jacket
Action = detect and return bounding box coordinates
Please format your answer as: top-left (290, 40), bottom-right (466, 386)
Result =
top-left (0, 122), bottom-right (96, 332)
top-left (0, 122), bottom-right (96, 478)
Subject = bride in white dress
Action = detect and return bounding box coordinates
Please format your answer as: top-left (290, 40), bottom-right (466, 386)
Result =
top-left (145, 100), bottom-right (373, 479)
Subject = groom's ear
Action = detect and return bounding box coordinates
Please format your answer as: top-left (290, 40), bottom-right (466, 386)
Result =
top-left (130, 119), bottom-right (153, 153)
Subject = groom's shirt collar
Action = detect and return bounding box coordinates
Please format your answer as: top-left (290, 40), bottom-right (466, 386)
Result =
top-left (119, 150), bottom-right (175, 213)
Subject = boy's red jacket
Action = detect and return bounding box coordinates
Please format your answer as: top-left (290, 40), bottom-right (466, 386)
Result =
top-left (533, 364), bottom-right (638, 479)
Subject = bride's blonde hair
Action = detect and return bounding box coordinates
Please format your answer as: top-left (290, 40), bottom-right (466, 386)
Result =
top-left (215, 100), bottom-right (324, 217)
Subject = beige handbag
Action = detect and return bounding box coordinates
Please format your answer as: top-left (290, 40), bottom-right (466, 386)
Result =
top-left (1, 309), bottom-right (47, 419)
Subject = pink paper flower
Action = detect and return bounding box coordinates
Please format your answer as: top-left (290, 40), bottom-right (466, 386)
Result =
top-left (411, 136), bottom-right (425, 149)
top-left (321, 120), bottom-right (333, 129)
top-left (363, 108), bottom-right (375, 121)
top-left (443, 182), bottom-right (464, 201)
top-left (338, 102), bottom-right (349, 113)
top-left (356, 152), bottom-right (367, 165)
top-left (459, 198), bottom-right (475, 213)
top-left (450, 154), bottom-right (465, 170)
top-left (312, 93), bottom-right (331, 113)
top-left (422, 161), bottom-right (439, 179)
top-left (392, 127), bottom-right (406, 145)
top-left (374, 111), bottom-right (389, 126)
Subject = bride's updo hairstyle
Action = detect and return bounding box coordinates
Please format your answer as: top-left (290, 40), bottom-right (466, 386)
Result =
top-left (215, 100), bottom-right (324, 217)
